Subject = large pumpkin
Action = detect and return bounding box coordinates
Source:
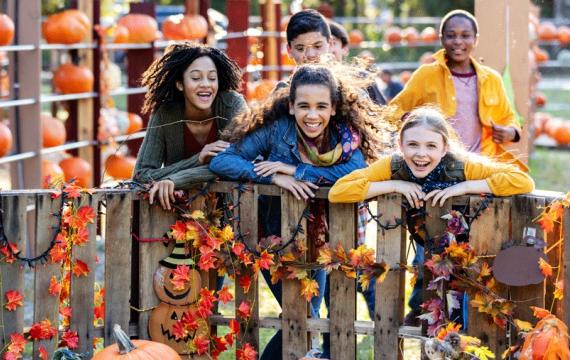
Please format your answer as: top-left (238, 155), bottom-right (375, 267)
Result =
top-left (53, 63), bottom-right (94, 94)
top-left (94, 324), bottom-right (181, 360)
top-left (126, 113), bottom-right (143, 134)
top-left (117, 14), bottom-right (158, 43)
top-left (105, 154), bottom-right (136, 180)
top-left (0, 14), bottom-right (15, 46)
top-left (537, 21), bottom-right (557, 41)
top-left (59, 157), bottom-right (92, 188)
top-left (41, 160), bottom-right (64, 189)
top-left (519, 315), bottom-right (569, 360)
top-left (558, 25), bottom-right (570, 45)
top-left (42, 10), bottom-right (90, 44)
top-left (162, 14), bottom-right (208, 41)
top-left (42, 113), bottom-right (66, 148)
top-left (0, 121), bottom-right (13, 157)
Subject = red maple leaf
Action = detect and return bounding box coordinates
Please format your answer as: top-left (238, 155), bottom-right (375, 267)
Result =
top-left (229, 319), bottom-right (240, 336)
top-left (217, 285), bottom-right (233, 304)
top-left (198, 251), bottom-right (217, 271)
top-left (3, 351), bottom-right (21, 360)
top-left (238, 275), bottom-right (252, 294)
top-left (224, 332), bottom-right (235, 347)
top-left (171, 320), bottom-right (188, 340)
top-left (192, 335), bottom-right (210, 355)
top-left (94, 304), bottom-right (105, 321)
top-left (170, 220), bottom-right (189, 241)
top-left (72, 260), bottom-right (90, 277)
top-left (63, 183), bottom-right (83, 198)
top-left (171, 265), bottom-right (191, 290)
top-left (7, 333), bottom-right (27, 354)
top-left (49, 236), bottom-right (68, 264)
top-left (206, 235), bottom-right (223, 251)
top-left (0, 242), bottom-right (19, 263)
top-left (232, 242), bottom-right (245, 256)
top-left (538, 258), bottom-right (553, 277)
top-left (237, 300), bottom-right (252, 319)
top-left (39, 346), bottom-right (48, 360)
top-left (48, 276), bottom-right (61, 296)
top-left (76, 205), bottom-right (96, 226)
top-left (180, 310), bottom-right (200, 331)
top-left (237, 343), bottom-right (258, 360)
top-left (255, 250), bottom-right (274, 271)
top-left (70, 227), bottom-right (89, 246)
top-left (29, 319), bottom-right (57, 340)
top-left (211, 335), bottom-right (229, 357)
top-left (4, 290), bottom-right (23, 311)
top-left (61, 330), bottom-right (79, 349)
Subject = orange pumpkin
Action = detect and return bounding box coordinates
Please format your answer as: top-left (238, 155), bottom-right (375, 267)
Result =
top-left (533, 112), bottom-right (551, 136)
top-left (419, 51), bottom-right (435, 64)
top-left (537, 21), bottom-right (557, 41)
top-left (543, 116), bottom-right (559, 138)
top-left (0, 121), bottom-right (13, 157)
top-left (348, 29), bottom-right (364, 45)
top-left (557, 25), bottom-right (570, 45)
top-left (93, 324), bottom-right (181, 360)
top-left (421, 26), bottom-right (438, 43)
top-left (535, 92), bottom-right (546, 107)
top-left (534, 47), bottom-right (549, 63)
top-left (552, 122), bottom-right (570, 145)
top-left (384, 26), bottom-right (401, 44)
top-left (42, 113), bottom-right (66, 148)
top-left (0, 14), bottom-right (15, 46)
top-left (126, 113), bottom-right (143, 134)
top-left (519, 315), bottom-right (569, 360)
top-left (281, 51), bottom-right (296, 67)
top-left (42, 10), bottom-right (90, 44)
top-left (402, 26), bottom-right (419, 44)
top-left (252, 79), bottom-right (277, 102)
top-left (162, 14), bottom-right (208, 41)
top-left (400, 70), bottom-right (412, 85)
top-left (53, 63), bottom-right (94, 94)
top-left (105, 154), bottom-right (136, 180)
top-left (41, 160), bottom-right (64, 189)
top-left (117, 14), bottom-right (158, 43)
top-left (0, 68), bottom-right (9, 99)
top-left (113, 25), bottom-right (130, 43)
top-left (60, 157), bottom-right (92, 188)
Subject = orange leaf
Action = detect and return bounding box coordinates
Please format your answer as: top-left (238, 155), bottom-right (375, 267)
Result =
top-left (7, 333), bottom-right (27, 354)
top-left (316, 245), bottom-right (333, 265)
top-left (4, 290), bottom-right (23, 311)
top-left (237, 300), bottom-right (252, 319)
top-left (238, 275), bottom-right (252, 294)
top-left (236, 343), bottom-right (258, 360)
top-left (217, 285), bottom-right (233, 304)
top-left (39, 346), bottom-right (48, 360)
top-left (255, 250), bottom-right (274, 271)
top-left (554, 280), bottom-right (564, 300)
top-left (538, 258), bottom-right (553, 277)
top-left (300, 278), bottom-right (319, 302)
top-left (171, 265), bottom-right (191, 290)
top-left (76, 205), bottom-right (96, 225)
top-left (72, 260), bottom-right (90, 277)
top-left (48, 276), bottom-right (61, 296)
top-left (229, 319), bottom-right (240, 336)
top-left (530, 306), bottom-right (551, 319)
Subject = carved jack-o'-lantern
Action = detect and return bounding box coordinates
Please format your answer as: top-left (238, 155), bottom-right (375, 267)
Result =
top-left (149, 302), bottom-right (209, 355)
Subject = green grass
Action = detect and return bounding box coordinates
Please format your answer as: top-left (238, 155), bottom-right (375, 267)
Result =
top-left (529, 148), bottom-right (570, 192)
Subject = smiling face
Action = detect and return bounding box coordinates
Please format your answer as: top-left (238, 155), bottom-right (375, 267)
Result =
top-left (399, 125), bottom-right (448, 178)
top-left (290, 84), bottom-right (335, 141)
top-left (440, 16), bottom-right (478, 69)
top-left (287, 31), bottom-right (330, 64)
top-left (177, 56), bottom-right (219, 115)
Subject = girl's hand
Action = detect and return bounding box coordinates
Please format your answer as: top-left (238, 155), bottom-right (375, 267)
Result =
top-left (198, 140), bottom-right (230, 164)
top-left (491, 123), bottom-right (517, 144)
top-left (392, 180), bottom-right (425, 209)
top-left (254, 161), bottom-right (296, 177)
top-left (272, 174), bottom-right (318, 201)
top-left (149, 179), bottom-right (176, 210)
top-left (424, 183), bottom-right (468, 207)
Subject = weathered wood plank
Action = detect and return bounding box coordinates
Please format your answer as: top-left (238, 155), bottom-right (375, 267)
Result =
top-left (281, 191), bottom-right (308, 360)
top-left (234, 186), bottom-right (259, 349)
top-left (562, 207), bottom-right (570, 327)
top-left (104, 192), bottom-right (133, 345)
top-left (467, 196), bottom-right (510, 356)
top-left (70, 194), bottom-right (98, 356)
top-left (137, 200), bottom-right (177, 339)
top-left (374, 195), bottom-right (405, 360)
top-left (510, 196), bottom-right (546, 323)
top-left (329, 202), bottom-right (357, 360)
top-left (545, 213), bottom-right (563, 318)
top-left (0, 195), bottom-right (27, 349)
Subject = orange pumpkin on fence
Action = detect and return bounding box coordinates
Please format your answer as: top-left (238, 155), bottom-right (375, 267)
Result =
top-left (557, 25), bottom-right (570, 45)
top-left (117, 14), bottom-right (158, 43)
top-left (0, 121), bottom-right (13, 157)
top-left (93, 324), bottom-right (181, 360)
top-left (163, 14), bottom-right (208, 41)
top-left (348, 29), bottom-right (364, 45)
top-left (105, 154), bottom-right (136, 180)
top-left (537, 21), bottom-right (557, 41)
top-left (42, 10), bottom-right (90, 44)
top-left (420, 26), bottom-right (438, 43)
top-left (126, 113), bottom-right (143, 134)
top-left (519, 315), bottom-right (570, 360)
top-left (53, 63), bottom-right (94, 94)
top-left (0, 14), bottom-right (15, 46)
top-left (552, 121), bottom-right (570, 145)
top-left (42, 113), bottom-right (66, 148)
top-left (384, 26), bottom-right (401, 44)
top-left (41, 160), bottom-right (64, 189)
top-left (60, 157), bottom-right (92, 188)
top-left (402, 26), bottom-right (419, 44)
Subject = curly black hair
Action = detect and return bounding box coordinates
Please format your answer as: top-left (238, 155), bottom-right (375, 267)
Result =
top-left (140, 42), bottom-right (243, 115)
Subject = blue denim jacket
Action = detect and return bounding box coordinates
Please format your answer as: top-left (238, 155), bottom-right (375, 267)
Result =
top-left (209, 116), bottom-right (366, 185)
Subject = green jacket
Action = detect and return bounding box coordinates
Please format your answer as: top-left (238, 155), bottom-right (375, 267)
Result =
top-left (133, 90), bottom-right (247, 189)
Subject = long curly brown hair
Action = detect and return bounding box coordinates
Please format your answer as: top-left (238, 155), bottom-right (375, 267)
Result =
top-left (223, 63), bottom-right (397, 161)
top-left (140, 42), bottom-right (242, 115)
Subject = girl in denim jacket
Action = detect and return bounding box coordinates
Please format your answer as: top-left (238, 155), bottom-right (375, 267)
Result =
top-left (210, 64), bottom-right (393, 359)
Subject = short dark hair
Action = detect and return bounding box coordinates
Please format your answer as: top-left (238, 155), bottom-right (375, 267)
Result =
top-left (328, 20), bottom-right (348, 47)
top-left (286, 9), bottom-right (331, 45)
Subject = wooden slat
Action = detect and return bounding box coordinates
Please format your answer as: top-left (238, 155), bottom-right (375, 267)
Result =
top-left (562, 207), bottom-right (570, 326)
top-left (137, 200), bottom-right (177, 339)
top-left (32, 194), bottom-right (62, 357)
top-left (0, 195), bottom-right (27, 348)
top-left (280, 191), bottom-right (308, 360)
top-left (70, 194), bottom-right (98, 356)
top-left (329, 203), bottom-right (356, 360)
top-left (467, 196), bottom-right (510, 356)
top-left (374, 194), bottom-right (405, 360)
top-left (104, 192), bottom-right (133, 345)
top-left (234, 187), bottom-right (259, 349)
top-left (509, 196), bottom-right (546, 323)
top-left (545, 212), bottom-right (563, 317)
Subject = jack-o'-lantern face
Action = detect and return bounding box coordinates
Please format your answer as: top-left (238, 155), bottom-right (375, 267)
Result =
top-left (149, 302), bottom-right (209, 355)
top-left (153, 266), bottom-right (201, 305)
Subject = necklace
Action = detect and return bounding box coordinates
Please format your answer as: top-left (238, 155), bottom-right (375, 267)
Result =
top-left (450, 70), bottom-right (476, 87)
top-left (183, 117), bottom-right (216, 125)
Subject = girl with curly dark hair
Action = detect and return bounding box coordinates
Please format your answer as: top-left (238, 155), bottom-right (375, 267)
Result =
top-left (134, 42), bottom-right (247, 209)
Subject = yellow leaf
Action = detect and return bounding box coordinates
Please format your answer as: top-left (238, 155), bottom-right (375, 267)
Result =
top-left (466, 345), bottom-right (495, 360)
top-left (538, 258), bottom-right (553, 277)
top-left (554, 280), bottom-right (564, 300)
top-left (513, 319), bottom-right (533, 332)
top-left (300, 278), bottom-right (319, 302)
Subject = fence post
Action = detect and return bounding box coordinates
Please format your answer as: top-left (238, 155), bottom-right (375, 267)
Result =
top-left (375, 194), bottom-right (405, 360)
top-left (562, 206), bottom-right (570, 326)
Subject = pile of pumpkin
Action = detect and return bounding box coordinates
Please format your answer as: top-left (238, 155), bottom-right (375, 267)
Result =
top-left (531, 21), bottom-right (570, 64)
top-left (534, 112), bottom-right (570, 146)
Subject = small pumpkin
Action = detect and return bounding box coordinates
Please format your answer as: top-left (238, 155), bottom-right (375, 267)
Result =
top-left (93, 324), bottom-right (181, 359)
top-left (105, 154), bottom-right (136, 180)
top-left (0, 121), bottom-right (13, 157)
top-left (537, 21), bottom-right (557, 41)
top-left (534, 47), bottom-right (549, 63)
top-left (42, 113), bottom-right (66, 148)
top-left (126, 113), bottom-right (143, 134)
top-left (117, 14), bottom-right (158, 43)
top-left (348, 29), bottom-right (364, 45)
top-left (0, 14), bottom-right (15, 46)
top-left (519, 315), bottom-right (569, 360)
top-left (53, 63), bottom-right (94, 94)
top-left (402, 26), bottom-right (419, 44)
top-left (552, 121), bottom-right (570, 145)
top-left (59, 157), bottom-right (92, 188)
top-left (535, 92), bottom-right (546, 108)
top-left (162, 14), bottom-right (208, 41)
top-left (420, 26), bottom-right (438, 43)
top-left (113, 25), bottom-right (130, 43)
top-left (384, 26), bottom-right (401, 44)
top-left (42, 10), bottom-right (90, 44)
top-left (558, 25), bottom-right (570, 45)
top-left (41, 160), bottom-right (64, 189)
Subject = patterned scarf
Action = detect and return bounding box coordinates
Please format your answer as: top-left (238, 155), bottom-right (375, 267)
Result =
top-left (296, 121), bottom-right (360, 166)
top-left (404, 161), bottom-right (460, 193)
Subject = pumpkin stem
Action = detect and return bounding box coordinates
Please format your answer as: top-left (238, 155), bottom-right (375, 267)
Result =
top-left (113, 324), bottom-right (137, 354)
